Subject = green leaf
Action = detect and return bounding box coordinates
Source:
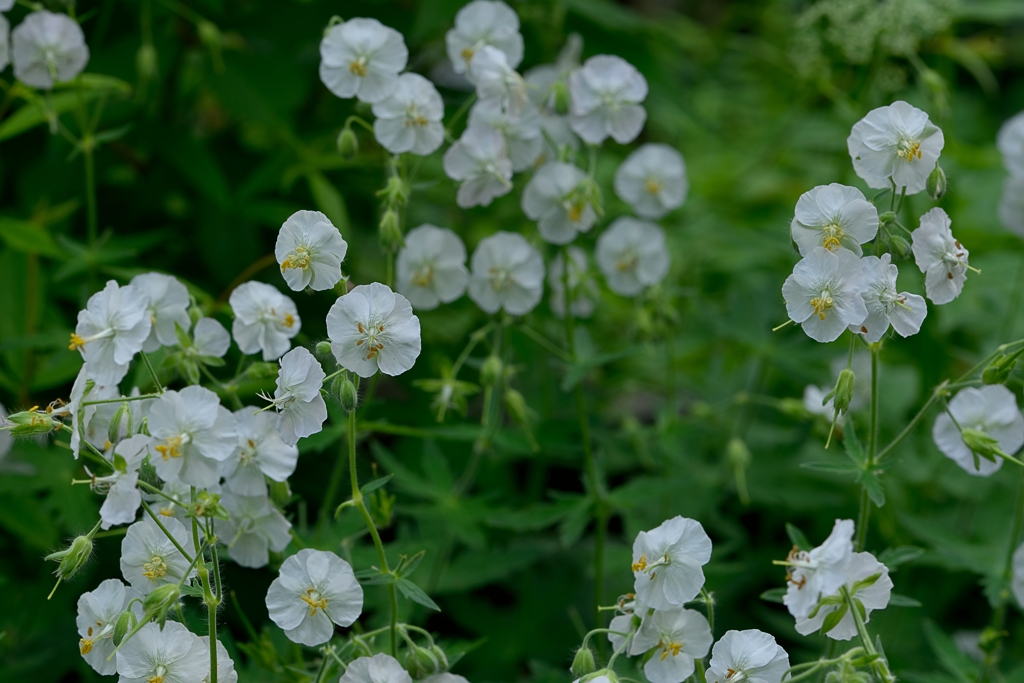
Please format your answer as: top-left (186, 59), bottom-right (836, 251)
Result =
top-left (819, 603), bottom-right (848, 635)
top-left (396, 577), bottom-right (441, 611)
top-left (759, 587), bottom-right (786, 603)
top-left (857, 468), bottom-right (886, 507)
top-left (922, 619), bottom-right (975, 683)
top-left (306, 171), bottom-right (350, 233)
top-left (0, 218), bottom-right (64, 258)
top-left (800, 461), bottom-right (860, 473)
top-left (360, 473), bottom-right (394, 496)
top-left (560, 349), bottom-right (631, 392)
top-left (888, 594), bottom-right (922, 607)
top-left (851, 572), bottom-right (882, 594)
top-left (877, 546), bottom-right (925, 570)
top-left (785, 522), bottom-right (811, 551)
top-left (843, 414), bottom-right (865, 465)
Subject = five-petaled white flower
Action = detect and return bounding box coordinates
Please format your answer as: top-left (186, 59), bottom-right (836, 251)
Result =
top-left (446, 0), bottom-right (524, 76)
top-left (190, 317), bottom-right (231, 358)
top-left (276, 210), bottom-right (348, 292)
top-left (265, 548), bottom-right (364, 646)
top-left (469, 45), bottom-right (528, 119)
top-left (340, 653), bottom-right (414, 683)
top-left (549, 246), bottom-right (598, 319)
top-left (372, 73), bottom-right (446, 156)
top-left (267, 347), bottom-right (328, 446)
top-left (147, 386), bottom-right (238, 488)
top-left (115, 621), bottom-right (208, 683)
top-left (468, 98), bottom-right (543, 171)
top-left (522, 162), bottom-right (596, 244)
top-left (120, 515), bottom-right (195, 594)
top-left (569, 55), bottom-right (648, 145)
top-left (327, 283), bottom-right (422, 378)
top-left (847, 100), bottom-right (944, 195)
top-left (95, 434), bottom-right (149, 530)
top-left (596, 217), bottom-right (670, 297)
top-left (705, 629), bottom-right (790, 683)
top-left (782, 518), bottom-right (854, 619)
top-left (229, 281), bottom-right (300, 361)
top-left (319, 17), bottom-right (408, 104)
top-left (790, 184), bottom-right (879, 256)
top-left (130, 272), bottom-right (192, 353)
top-left (997, 111), bottom-right (1024, 178)
top-left (524, 34), bottom-right (583, 155)
top-left (631, 516), bottom-right (713, 611)
top-left (1000, 175), bottom-right (1024, 239)
top-left (70, 279), bottom-right (152, 387)
top-left (911, 207), bottom-right (970, 305)
top-left (217, 492), bottom-right (292, 569)
top-left (222, 409), bottom-right (298, 495)
top-left (850, 254), bottom-right (926, 342)
top-left (11, 11), bottom-right (89, 89)
top-left (630, 608), bottom-right (713, 683)
top-left (468, 231), bottom-right (545, 315)
top-left (442, 124), bottom-right (514, 208)
top-left (396, 224), bottom-right (470, 310)
top-left (782, 247), bottom-right (868, 343)
top-left (77, 578), bottom-right (143, 675)
top-left (933, 385), bottom-right (1024, 477)
top-left (795, 551), bottom-right (892, 641)
top-left (0, 16), bottom-right (9, 74)
top-left (614, 144), bottom-right (688, 220)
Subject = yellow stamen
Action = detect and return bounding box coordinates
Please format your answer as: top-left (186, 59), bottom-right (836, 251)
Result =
top-left (406, 115), bottom-right (429, 128)
top-left (820, 223), bottom-right (844, 251)
top-left (283, 313), bottom-right (296, 328)
top-left (155, 436), bottom-right (184, 461)
top-left (644, 177), bottom-right (663, 195)
top-left (897, 139), bottom-right (922, 161)
top-left (412, 266), bottom-right (434, 287)
top-left (80, 638), bottom-right (94, 655)
top-left (69, 333), bottom-right (86, 351)
top-left (568, 201), bottom-right (584, 223)
top-left (301, 588), bottom-right (329, 616)
top-left (349, 58), bottom-right (367, 77)
top-left (658, 640), bottom-right (683, 660)
top-left (810, 292), bottom-right (834, 321)
top-left (281, 246), bottom-right (311, 273)
top-left (461, 47), bottom-right (475, 63)
top-left (631, 555), bottom-right (647, 573)
top-left (142, 555), bottom-right (168, 581)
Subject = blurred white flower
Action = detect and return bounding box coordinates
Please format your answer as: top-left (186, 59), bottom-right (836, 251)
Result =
top-left (803, 385), bottom-right (834, 418)
top-left (268, 347), bottom-right (328, 446)
top-left (705, 629), bottom-right (790, 683)
top-left (130, 272), bottom-right (192, 353)
top-left (1012, 541), bottom-right (1024, 609)
top-left (911, 207), bottom-right (970, 305)
top-left (847, 100), bottom-right (944, 195)
top-left (66, 366), bottom-right (118, 458)
top-left (630, 608), bottom-right (712, 683)
top-left (217, 492), bottom-right (291, 568)
top-left (607, 597), bottom-right (644, 652)
top-left (782, 247), bottom-right (868, 343)
top-left (0, 16), bottom-right (11, 82)
top-left (201, 636), bottom-right (238, 683)
top-left (524, 34), bottom-right (583, 156)
top-left (443, 124), bottom-right (514, 208)
top-left (276, 210), bottom-right (348, 293)
top-left (95, 434), bottom-right (149, 530)
top-left (850, 254), bottom-right (926, 342)
top-left (229, 281), bottom-right (300, 361)
top-left (319, 17), bottom-right (407, 104)
top-left (222, 409), bottom-right (298, 496)
top-left (396, 224), bottom-right (470, 310)
top-left (933, 385), bottom-right (1024, 477)
top-left (631, 516), bottom-right (712, 611)
top-left (568, 55), bottom-right (647, 145)
top-left (795, 551), bottom-right (892, 641)
top-left (120, 516), bottom-right (195, 594)
top-left (469, 45), bottom-right (528, 119)
top-left (191, 317), bottom-right (231, 358)
top-left (115, 621), bottom-right (207, 683)
top-left (468, 231), bottom-right (544, 315)
top-left (997, 111), bottom-right (1024, 178)
top-left (790, 184), bottom-right (878, 256)
top-left (265, 548), bottom-right (363, 646)
top-left (549, 246), bottom-right (598, 319)
top-left (422, 675), bottom-right (469, 683)
top-left (341, 654), bottom-right (413, 683)
top-left (522, 162), bottom-right (595, 244)
top-left (1003, 175), bottom-right (1024, 239)
top-left (327, 283), bottom-right (421, 378)
top-left (11, 11), bottom-right (89, 89)
top-left (468, 98), bottom-right (543, 171)
top-left (147, 386), bottom-right (238, 488)
top-left (372, 73), bottom-right (445, 156)
top-left (614, 144), bottom-right (688, 219)
top-left (77, 578), bottom-right (143, 675)
top-left (71, 280), bottom-right (152, 386)
top-left (782, 519), bottom-right (855, 619)
top-left (596, 217), bottom-right (670, 296)
top-left (446, 0), bottom-right (523, 76)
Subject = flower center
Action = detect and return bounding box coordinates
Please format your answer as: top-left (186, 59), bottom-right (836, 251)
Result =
top-left (783, 546), bottom-right (814, 588)
top-left (147, 664), bottom-right (168, 683)
top-left (280, 246), bottom-right (312, 272)
top-left (155, 434), bottom-right (189, 460)
top-left (143, 555), bottom-right (169, 581)
top-left (301, 588), bottom-right (329, 616)
top-left (349, 56), bottom-right (367, 77)
top-left (820, 223), bottom-right (845, 251)
top-left (412, 264), bottom-right (435, 288)
top-left (564, 198), bottom-right (586, 224)
top-left (239, 438), bottom-right (257, 466)
top-left (897, 138), bottom-right (922, 162)
top-left (461, 47), bottom-right (475, 63)
top-left (68, 328), bottom-right (115, 351)
top-left (355, 321), bottom-right (386, 360)
top-left (810, 290), bottom-right (834, 321)
top-left (658, 638), bottom-right (683, 660)
top-left (727, 668), bottom-right (748, 683)
top-left (941, 239), bottom-right (968, 274)
top-left (644, 176), bottom-right (663, 196)
top-left (488, 266), bottom-right (513, 293)
top-left (616, 249), bottom-right (639, 272)
top-left (632, 553), bottom-right (670, 580)
top-left (405, 106), bottom-right (429, 128)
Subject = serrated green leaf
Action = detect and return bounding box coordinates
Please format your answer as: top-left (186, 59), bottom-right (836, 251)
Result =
top-left (844, 414), bottom-right (865, 465)
top-left (857, 468), bottom-right (886, 507)
top-left (0, 218), bottom-right (64, 258)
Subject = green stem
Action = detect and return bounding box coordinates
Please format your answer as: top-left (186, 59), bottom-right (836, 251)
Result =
top-left (207, 520), bottom-right (221, 683)
top-left (141, 353), bottom-right (164, 393)
top-left (84, 146), bottom-right (98, 248)
top-left (855, 346), bottom-right (879, 551)
top-left (980, 470), bottom-right (1024, 681)
top-left (700, 587), bottom-right (715, 635)
top-left (82, 393), bottom-right (162, 406)
top-left (840, 586), bottom-right (894, 683)
top-left (140, 501), bottom-right (194, 564)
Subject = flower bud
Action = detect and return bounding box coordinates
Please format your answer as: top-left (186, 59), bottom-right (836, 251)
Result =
top-left (143, 584), bottom-right (180, 626)
top-left (429, 644), bottom-right (449, 672)
top-left (480, 355), bottom-right (503, 387)
top-left (337, 126), bottom-right (359, 160)
top-left (107, 402), bottom-right (130, 446)
top-left (550, 79), bottom-right (571, 116)
top-left (583, 669), bottom-right (619, 683)
top-left (339, 378), bottom-right (359, 413)
top-left (192, 490), bottom-right (229, 520)
top-left (113, 609), bottom-right (138, 646)
top-left (826, 369), bottom-right (856, 415)
top-left (978, 625), bottom-right (1002, 654)
top-left (927, 164), bottom-right (947, 201)
top-left (246, 362), bottom-right (279, 379)
top-left (46, 534), bottom-right (93, 580)
top-left (136, 43), bottom-right (159, 80)
top-left (316, 340), bottom-right (333, 357)
top-left (405, 645), bottom-right (441, 678)
top-left (197, 21), bottom-right (221, 48)
top-left (570, 646), bottom-right (596, 677)
top-left (983, 351), bottom-right (1022, 385)
top-left (378, 209), bottom-right (403, 251)
top-left (6, 408), bottom-right (57, 438)
top-left (726, 437), bottom-right (751, 468)
top-left (504, 388), bottom-right (529, 425)
top-left (877, 211), bottom-right (897, 229)
top-left (269, 479), bottom-right (292, 508)
top-left (888, 234), bottom-right (912, 261)
top-left (961, 428), bottom-right (1004, 463)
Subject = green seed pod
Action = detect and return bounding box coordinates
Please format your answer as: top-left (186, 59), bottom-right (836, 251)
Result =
top-left (570, 646), bottom-right (596, 677)
top-left (340, 378), bottom-right (359, 413)
top-left (45, 534), bottom-right (94, 580)
top-left (143, 584), bottom-right (180, 626)
top-left (337, 126), bottom-right (359, 160)
top-left (551, 79), bottom-right (571, 116)
top-left (113, 609), bottom-right (138, 646)
top-left (961, 428), bottom-right (1004, 463)
top-left (6, 409), bottom-right (57, 438)
top-left (927, 163), bottom-right (947, 201)
top-left (888, 234), bottom-right (912, 261)
top-left (982, 350), bottom-right (1022, 385)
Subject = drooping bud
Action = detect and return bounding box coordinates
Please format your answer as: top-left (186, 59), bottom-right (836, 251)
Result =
top-left (428, 644), bottom-right (449, 672)
top-left (888, 234), bottom-right (912, 261)
top-left (113, 609), bottom-right (138, 646)
top-left (269, 480), bottom-right (292, 508)
top-left (961, 428), bottom-right (1005, 463)
top-left (927, 164), bottom-right (947, 201)
top-left (877, 211), bottom-right (897, 229)
top-left (405, 645), bottom-right (442, 679)
top-left (107, 402), bottom-right (129, 446)
top-left (480, 355), bottom-right (503, 387)
top-left (337, 126), bottom-right (359, 160)
top-left (983, 350), bottom-right (1024, 385)
top-left (570, 646), bottom-right (597, 677)
top-left (315, 340), bottom-right (333, 357)
top-left (825, 369), bottom-right (856, 415)
top-left (340, 378), bottom-right (359, 413)
top-left (143, 584), bottom-right (180, 626)
top-left (378, 208), bottom-right (403, 251)
top-left (6, 408), bottom-right (58, 438)
top-left (550, 79), bottom-right (571, 116)
top-left (726, 437), bottom-right (751, 468)
top-left (46, 534), bottom-right (93, 581)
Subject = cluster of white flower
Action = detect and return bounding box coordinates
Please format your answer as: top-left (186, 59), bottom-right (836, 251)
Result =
top-left (0, 9), bottom-right (89, 88)
top-left (998, 111), bottom-right (1024, 236)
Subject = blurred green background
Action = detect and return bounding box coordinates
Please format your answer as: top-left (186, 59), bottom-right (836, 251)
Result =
top-left (3, 0), bottom-right (1024, 681)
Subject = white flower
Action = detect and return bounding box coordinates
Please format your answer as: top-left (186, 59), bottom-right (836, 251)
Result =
top-left (443, 124), bottom-right (514, 208)
top-left (422, 675), bottom-right (469, 683)
top-left (96, 434), bottom-right (149, 529)
top-left (549, 246), bottom-right (597, 319)
top-left (120, 516), bottom-right (195, 594)
top-left (265, 548), bottom-right (364, 646)
top-left (446, 0), bottom-right (523, 76)
top-left (372, 73), bottom-right (445, 156)
top-left (149, 479), bottom-right (193, 524)
top-left (911, 207), bottom-right (970, 305)
top-left (269, 347), bottom-right (328, 446)
top-left (469, 45), bottom-right (528, 119)
top-left (11, 11), bottom-right (89, 89)
top-left (803, 385), bottom-right (834, 418)
top-left (522, 162), bottom-right (596, 244)
top-left (66, 366), bottom-right (118, 457)
top-left (614, 144), bottom-right (688, 219)
top-left (147, 386), bottom-right (238, 488)
top-left (276, 210), bottom-right (348, 292)
top-left (327, 283), bottom-right (421, 378)
top-left (468, 231), bottom-right (544, 315)
top-left (319, 18), bottom-right (407, 104)
top-left (607, 598), bottom-right (645, 652)
top-left (1012, 542), bottom-right (1024, 610)
top-left (795, 552), bottom-right (892, 641)
top-left (790, 184), bottom-right (879, 256)
top-left (847, 100), bottom-right (944, 194)
top-left (201, 636), bottom-right (238, 683)
top-left (77, 579), bottom-right (143, 675)
top-left (631, 516), bottom-right (712, 611)
top-left (222, 409), bottom-right (298, 495)
top-left (115, 621), bottom-right (207, 683)
top-left (933, 385), bottom-right (1024, 477)
top-left (191, 317), bottom-right (231, 358)
top-left (705, 629), bottom-right (790, 683)
top-left (468, 98), bottom-right (543, 171)
top-left (850, 254), bottom-right (926, 342)
top-left (71, 280), bottom-right (152, 386)
top-left (630, 608), bottom-right (713, 683)
top-left (782, 519), bottom-right (855, 619)
top-left (1000, 175), bottom-right (1024, 239)
top-left (217, 492), bottom-right (291, 568)
top-left (229, 281), bottom-right (300, 361)
top-left (997, 111), bottom-right (1024, 178)
top-left (396, 224), bottom-right (470, 310)
top-left (341, 654), bottom-right (413, 683)
top-left (0, 16), bottom-right (10, 74)
top-left (782, 247), bottom-right (868, 343)
top-left (130, 272), bottom-right (192, 352)
top-left (569, 55), bottom-right (647, 145)
top-left (596, 217), bottom-right (670, 297)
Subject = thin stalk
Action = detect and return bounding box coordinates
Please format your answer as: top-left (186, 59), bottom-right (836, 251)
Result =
top-left (207, 519), bottom-right (222, 683)
top-left (840, 586), bottom-right (894, 683)
top-left (855, 347), bottom-right (879, 551)
top-left (140, 501), bottom-right (193, 564)
top-left (84, 146), bottom-right (98, 248)
top-left (82, 393), bottom-right (162, 406)
top-left (141, 353), bottom-right (164, 393)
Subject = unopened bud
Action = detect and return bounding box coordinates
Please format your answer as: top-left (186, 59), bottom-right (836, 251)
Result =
top-left (246, 362), bottom-right (279, 379)
top-left (978, 625), bottom-right (1002, 654)
top-left (429, 644), bottom-right (449, 672)
top-left (961, 428), bottom-right (1004, 463)
top-left (480, 355), bottom-right (503, 387)
top-left (143, 584), bottom-right (180, 626)
top-left (197, 21), bottom-right (221, 48)
top-left (726, 437), bottom-right (751, 468)
top-left (136, 43), bottom-right (159, 80)
top-left (340, 378), bottom-right (358, 413)
top-left (46, 534), bottom-right (93, 580)
top-left (378, 209), bottom-right (403, 251)
top-left (337, 126), bottom-right (358, 160)
top-left (582, 669), bottom-right (619, 683)
top-left (504, 388), bottom-right (529, 425)
top-left (405, 645), bottom-right (441, 679)
top-left (6, 408), bottom-right (57, 438)
top-left (927, 164), bottom-right (947, 201)
top-left (551, 79), bottom-right (571, 116)
top-left (878, 211), bottom-right (897, 229)
top-left (107, 403), bottom-right (129, 445)
top-left (827, 369), bottom-right (856, 415)
top-left (983, 350), bottom-right (1022, 385)
top-left (113, 609), bottom-right (138, 646)
top-left (269, 480), bottom-right (292, 508)
top-left (315, 340), bottom-right (334, 357)
top-left (570, 646), bottom-right (596, 677)
top-left (888, 234), bottom-right (912, 261)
